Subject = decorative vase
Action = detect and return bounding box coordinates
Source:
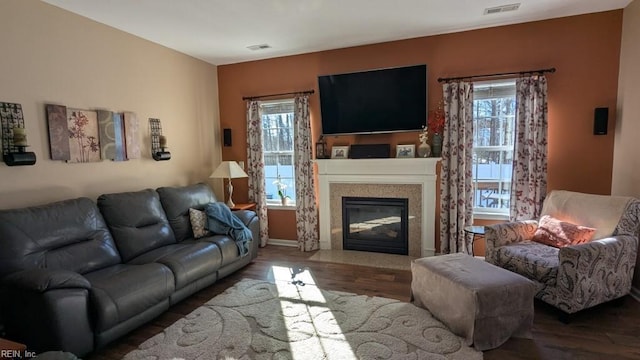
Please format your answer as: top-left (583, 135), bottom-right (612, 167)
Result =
top-left (417, 140), bottom-right (431, 158)
top-left (432, 134), bottom-right (443, 157)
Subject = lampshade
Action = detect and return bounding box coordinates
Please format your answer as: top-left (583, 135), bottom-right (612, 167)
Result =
top-left (209, 161), bottom-right (248, 179)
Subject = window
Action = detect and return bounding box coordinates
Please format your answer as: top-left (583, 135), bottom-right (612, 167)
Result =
top-left (472, 80), bottom-right (516, 217)
top-left (261, 100), bottom-right (296, 206)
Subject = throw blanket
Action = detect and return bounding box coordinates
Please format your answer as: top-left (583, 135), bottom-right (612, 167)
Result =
top-left (204, 202), bottom-right (251, 257)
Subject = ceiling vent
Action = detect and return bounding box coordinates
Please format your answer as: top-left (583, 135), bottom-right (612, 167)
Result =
top-left (484, 3), bottom-right (520, 15)
top-left (246, 44), bottom-right (272, 51)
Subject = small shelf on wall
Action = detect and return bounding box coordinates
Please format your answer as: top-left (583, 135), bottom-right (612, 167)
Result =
top-left (1, 102), bottom-right (36, 166)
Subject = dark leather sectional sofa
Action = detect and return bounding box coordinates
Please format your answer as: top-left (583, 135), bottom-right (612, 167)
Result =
top-left (0, 183), bottom-right (259, 356)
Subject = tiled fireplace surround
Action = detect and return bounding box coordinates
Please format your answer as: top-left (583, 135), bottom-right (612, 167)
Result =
top-left (317, 158), bottom-right (439, 257)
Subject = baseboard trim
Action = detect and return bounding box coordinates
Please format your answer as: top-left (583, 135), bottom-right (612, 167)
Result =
top-left (631, 286), bottom-right (640, 302)
top-left (268, 239), bottom-right (298, 247)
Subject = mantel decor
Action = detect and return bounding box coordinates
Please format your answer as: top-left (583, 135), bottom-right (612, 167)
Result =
top-left (1, 102), bottom-right (36, 166)
top-left (315, 135), bottom-right (327, 159)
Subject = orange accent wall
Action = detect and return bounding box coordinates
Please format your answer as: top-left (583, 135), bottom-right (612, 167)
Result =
top-left (218, 11), bottom-right (623, 242)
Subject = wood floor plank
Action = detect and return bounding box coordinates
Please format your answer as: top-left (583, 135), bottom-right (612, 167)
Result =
top-left (87, 246), bottom-right (640, 360)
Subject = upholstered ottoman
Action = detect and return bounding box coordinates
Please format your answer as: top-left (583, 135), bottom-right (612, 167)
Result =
top-left (411, 253), bottom-right (536, 350)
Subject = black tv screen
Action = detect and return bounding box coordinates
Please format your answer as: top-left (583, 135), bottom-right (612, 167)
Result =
top-left (318, 65), bottom-right (427, 135)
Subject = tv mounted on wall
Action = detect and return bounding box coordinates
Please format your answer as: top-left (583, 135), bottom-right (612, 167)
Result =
top-left (318, 64), bottom-right (427, 135)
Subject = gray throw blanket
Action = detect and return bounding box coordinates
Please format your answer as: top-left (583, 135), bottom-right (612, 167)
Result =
top-left (204, 202), bottom-right (251, 257)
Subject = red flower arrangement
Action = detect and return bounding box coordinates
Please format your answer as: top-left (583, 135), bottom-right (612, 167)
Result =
top-left (428, 99), bottom-right (445, 135)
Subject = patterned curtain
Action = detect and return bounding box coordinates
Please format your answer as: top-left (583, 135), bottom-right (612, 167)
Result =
top-left (293, 95), bottom-right (319, 251)
top-left (440, 81), bottom-right (474, 254)
top-left (245, 100), bottom-right (269, 247)
top-left (510, 76), bottom-right (548, 221)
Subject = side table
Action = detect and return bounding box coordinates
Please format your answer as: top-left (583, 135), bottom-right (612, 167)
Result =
top-left (231, 203), bottom-right (256, 211)
top-left (463, 225), bottom-right (485, 257)
top-left (0, 338), bottom-right (28, 360)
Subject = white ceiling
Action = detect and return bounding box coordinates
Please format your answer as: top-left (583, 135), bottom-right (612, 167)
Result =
top-left (42, 0), bottom-right (632, 66)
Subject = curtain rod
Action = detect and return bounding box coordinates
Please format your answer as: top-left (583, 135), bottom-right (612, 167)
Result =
top-left (437, 67), bottom-right (556, 83)
top-left (242, 89), bottom-right (315, 101)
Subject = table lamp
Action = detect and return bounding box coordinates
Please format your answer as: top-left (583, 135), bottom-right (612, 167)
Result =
top-left (209, 161), bottom-right (248, 208)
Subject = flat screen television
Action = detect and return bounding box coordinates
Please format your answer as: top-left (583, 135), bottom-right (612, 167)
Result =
top-left (318, 64), bottom-right (427, 135)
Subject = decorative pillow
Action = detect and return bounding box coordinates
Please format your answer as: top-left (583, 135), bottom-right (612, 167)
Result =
top-left (532, 215), bottom-right (596, 248)
top-left (189, 208), bottom-right (211, 239)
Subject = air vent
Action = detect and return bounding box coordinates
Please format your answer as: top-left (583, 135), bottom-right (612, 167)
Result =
top-left (246, 44), bottom-right (272, 51)
top-left (484, 3), bottom-right (520, 15)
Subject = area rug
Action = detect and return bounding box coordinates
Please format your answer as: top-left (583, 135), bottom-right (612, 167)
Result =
top-left (308, 249), bottom-right (417, 271)
top-left (124, 278), bottom-right (482, 360)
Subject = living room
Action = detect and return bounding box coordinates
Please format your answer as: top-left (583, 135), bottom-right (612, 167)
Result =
top-left (1, 0), bottom-right (640, 359)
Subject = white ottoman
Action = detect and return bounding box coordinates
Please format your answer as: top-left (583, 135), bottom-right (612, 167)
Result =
top-left (411, 253), bottom-right (535, 351)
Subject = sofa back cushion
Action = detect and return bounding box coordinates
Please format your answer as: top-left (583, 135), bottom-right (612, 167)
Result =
top-left (540, 190), bottom-right (633, 240)
top-left (157, 183), bottom-right (217, 242)
top-left (97, 189), bottom-right (176, 262)
top-left (0, 197), bottom-right (121, 278)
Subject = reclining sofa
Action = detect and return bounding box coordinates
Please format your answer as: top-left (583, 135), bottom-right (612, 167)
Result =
top-left (0, 183), bottom-right (259, 356)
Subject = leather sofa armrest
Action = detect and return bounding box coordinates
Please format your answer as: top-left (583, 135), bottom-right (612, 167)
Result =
top-left (232, 209), bottom-right (257, 226)
top-left (233, 209), bottom-right (260, 258)
top-left (1, 269), bottom-right (94, 355)
top-left (555, 235), bottom-right (639, 312)
top-left (3, 269), bottom-right (91, 292)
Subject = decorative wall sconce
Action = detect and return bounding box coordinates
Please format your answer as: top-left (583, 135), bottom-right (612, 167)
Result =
top-left (1, 102), bottom-right (36, 166)
top-left (149, 118), bottom-right (171, 161)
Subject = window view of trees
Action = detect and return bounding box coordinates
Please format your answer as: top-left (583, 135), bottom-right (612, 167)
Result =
top-left (472, 81), bottom-right (516, 212)
top-left (261, 101), bottom-right (296, 205)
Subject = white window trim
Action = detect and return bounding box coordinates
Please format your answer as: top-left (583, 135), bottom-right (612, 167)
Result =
top-left (266, 203), bottom-right (296, 210)
top-left (472, 79), bottom-right (516, 218)
top-left (261, 99), bottom-right (296, 208)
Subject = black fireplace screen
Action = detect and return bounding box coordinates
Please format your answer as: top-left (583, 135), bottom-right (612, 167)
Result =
top-left (342, 196), bottom-right (408, 255)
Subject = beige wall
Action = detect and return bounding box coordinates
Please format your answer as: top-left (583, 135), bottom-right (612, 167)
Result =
top-left (614, 0), bottom-right (640, 298)
top-left (613, 0), bottom-right (640, 197)
top-left (0, 0), bottom-right (221, 209)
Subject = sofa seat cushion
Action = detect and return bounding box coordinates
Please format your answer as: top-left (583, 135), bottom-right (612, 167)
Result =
top-left (84, 264), bottom-right (175, 332)
top-left (196, 235), bottom-right (243, 268)
top-left (495, 241), bottom-right (559, 286)
top-left (127, 243), bottom-right (222, 290)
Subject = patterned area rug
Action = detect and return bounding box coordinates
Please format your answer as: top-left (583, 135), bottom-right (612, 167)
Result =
top-left (124, 278), bottom-right (482, 360)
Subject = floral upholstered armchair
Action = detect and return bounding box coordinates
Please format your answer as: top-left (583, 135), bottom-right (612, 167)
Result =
top-left (485, 190), bottom-right (640, 316)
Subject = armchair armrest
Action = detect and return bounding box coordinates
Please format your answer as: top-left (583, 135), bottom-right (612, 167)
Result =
top-left (3, 269), bottom-right (91, 292)
top-left (555, 235), bottom-right (639, 313)
top-left (485, 220), bottom-right (538, 263)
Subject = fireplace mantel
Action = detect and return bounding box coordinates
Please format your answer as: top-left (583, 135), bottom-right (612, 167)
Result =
top-left (316, 158), bottom-right (439, 257)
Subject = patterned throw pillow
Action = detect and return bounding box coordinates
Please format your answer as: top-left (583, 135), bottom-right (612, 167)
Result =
top-left (532, 215), bottom-right (596, 248)
top-left (189, 208), bottom-right (211, 239)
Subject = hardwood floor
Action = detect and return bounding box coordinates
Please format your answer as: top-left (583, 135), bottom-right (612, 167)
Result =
top-left (88, 246), bottom-right (640, 360)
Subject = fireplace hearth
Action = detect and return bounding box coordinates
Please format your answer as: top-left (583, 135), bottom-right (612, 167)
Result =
top-left (342, 197), bottom-right (408, 255)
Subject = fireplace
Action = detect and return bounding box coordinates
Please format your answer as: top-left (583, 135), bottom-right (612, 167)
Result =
top-left (342, 197), bottom-right (408, 255)
top-left (316, 158), bottom-right (439, 257)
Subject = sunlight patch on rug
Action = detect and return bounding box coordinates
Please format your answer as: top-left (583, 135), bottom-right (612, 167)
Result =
top-left (124, 277), bottom-right (482, 360)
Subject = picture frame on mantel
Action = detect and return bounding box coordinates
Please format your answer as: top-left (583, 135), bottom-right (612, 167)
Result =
top-left (331, 146), bottom-right (349, 159)
top-left (396, 144), bottom-right (415, 158)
